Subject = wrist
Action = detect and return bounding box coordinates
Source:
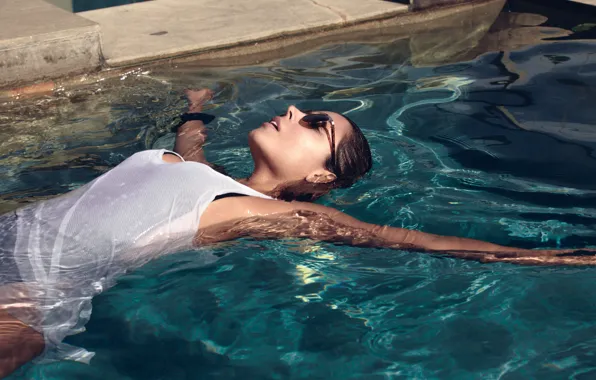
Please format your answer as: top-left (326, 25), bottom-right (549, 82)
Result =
top-left (180, 112), bottom-right (209, 123)
top-left (171, 112), bottom-right (215, 133)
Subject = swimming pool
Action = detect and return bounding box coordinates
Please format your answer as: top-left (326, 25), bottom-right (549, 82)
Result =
top-left (1, 1), bottom-right (596, 378)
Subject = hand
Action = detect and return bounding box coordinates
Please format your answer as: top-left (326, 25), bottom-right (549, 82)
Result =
top-left (185, 88), bottom-right (213, 113)
top-left (174, 88), bottom-right (214, 163)
top-left (442, 248), bottom-right (596, 266)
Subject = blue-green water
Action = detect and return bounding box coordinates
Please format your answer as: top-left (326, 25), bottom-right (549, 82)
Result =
top-left (75, 0), bottom-right (148, 13)
top-left (2, 3), bottom-right (596, 379)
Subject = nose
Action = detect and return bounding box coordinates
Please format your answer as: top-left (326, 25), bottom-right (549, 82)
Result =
top-left (286, 105), bottom-right (305, 121)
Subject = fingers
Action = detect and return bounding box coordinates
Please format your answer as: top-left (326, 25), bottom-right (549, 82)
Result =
top-left (441, 249), bottom-right (596, 266)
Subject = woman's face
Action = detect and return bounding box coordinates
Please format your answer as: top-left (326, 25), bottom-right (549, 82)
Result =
top-left (248, 105), bottom-right (352, 183)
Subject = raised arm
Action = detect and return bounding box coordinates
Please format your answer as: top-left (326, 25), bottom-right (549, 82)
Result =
top-left (197, 196), bottom-right (596, 266)
top-left (174, 89), bottom-right (213, 164)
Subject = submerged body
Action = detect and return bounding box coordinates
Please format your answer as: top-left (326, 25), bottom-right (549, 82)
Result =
top-left (1, 149), bottom-right (270, 362)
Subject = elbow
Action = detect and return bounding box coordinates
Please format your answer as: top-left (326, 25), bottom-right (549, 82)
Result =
top-left (369, 225), bottom-right (414, 248)
top-left (401, 229), bottom-right (419, 246)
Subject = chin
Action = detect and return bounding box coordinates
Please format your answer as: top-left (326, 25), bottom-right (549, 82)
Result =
top-left (248, 125), bottom-right (273, 145)
top-left (248, 129), bottom-right (265, 157)
top-left (247, 128), bottom-right (264, 147)
top-left (248, 131), bottom-right (279, 170)
top-left (248, 128), bottom-right (258, 140)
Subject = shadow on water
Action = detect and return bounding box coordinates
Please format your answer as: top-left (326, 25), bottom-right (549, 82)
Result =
top-left (3, 0), bottom-right (596, 378)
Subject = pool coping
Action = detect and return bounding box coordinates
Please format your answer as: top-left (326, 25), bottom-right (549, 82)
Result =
top-left (570, 0), bottom-right (596, 5)
top-left (0, 0), bottom-right (506, 93)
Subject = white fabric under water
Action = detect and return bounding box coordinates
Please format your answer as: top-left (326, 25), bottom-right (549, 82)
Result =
top-left (5, 149), bottom-right (270, 362)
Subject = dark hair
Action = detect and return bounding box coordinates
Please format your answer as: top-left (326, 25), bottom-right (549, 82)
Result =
top-left (272, 115), bottom-right (372, 202)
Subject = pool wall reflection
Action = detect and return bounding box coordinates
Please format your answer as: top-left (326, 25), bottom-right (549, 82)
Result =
top-left (45, 0), bottom-right (149, 13)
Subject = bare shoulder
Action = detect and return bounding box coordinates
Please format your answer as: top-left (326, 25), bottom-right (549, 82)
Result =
top-left (199, 196), bottom-right (326, 229)
top-left (197, 195), bottom-right (370, 245)
top-left (162, 152), bottom-right (184, 163)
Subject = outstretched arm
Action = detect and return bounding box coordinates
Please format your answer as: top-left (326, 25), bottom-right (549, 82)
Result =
top-left (174, 89), bottom-right (213, 164)
top-left (197, 197), bottom-right (596, 266)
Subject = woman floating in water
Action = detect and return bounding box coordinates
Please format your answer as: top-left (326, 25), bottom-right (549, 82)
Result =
top-left (0, 89), bottom-right (593, 377)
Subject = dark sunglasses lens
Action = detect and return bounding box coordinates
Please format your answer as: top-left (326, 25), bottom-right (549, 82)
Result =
top-left (302, 114), bottom-right (329, 128)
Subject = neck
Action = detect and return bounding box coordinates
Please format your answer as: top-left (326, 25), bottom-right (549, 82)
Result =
top-left (237, 167), bottom-right (283, 195)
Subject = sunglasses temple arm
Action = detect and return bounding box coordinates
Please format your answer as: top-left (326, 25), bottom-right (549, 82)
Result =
top-left (331, 121), bottom-right (336, 172)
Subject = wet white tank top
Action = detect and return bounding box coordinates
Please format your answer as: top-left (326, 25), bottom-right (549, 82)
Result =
top-left (9, 149), bottom-right (271, 362)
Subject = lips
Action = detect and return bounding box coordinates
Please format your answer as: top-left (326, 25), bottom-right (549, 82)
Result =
top-left (268, 116), bottom-right (280, 131)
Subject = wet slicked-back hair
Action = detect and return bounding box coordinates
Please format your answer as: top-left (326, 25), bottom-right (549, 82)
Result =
top-left (272, 115), bottom-right (372, 202)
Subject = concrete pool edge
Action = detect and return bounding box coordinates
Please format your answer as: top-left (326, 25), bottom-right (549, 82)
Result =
top-left (0, 0), bottom-right (505, 93)
top-left (82, 6), bottom-right (411, 68)
top-left (0, 0), bottom-right (103, 89)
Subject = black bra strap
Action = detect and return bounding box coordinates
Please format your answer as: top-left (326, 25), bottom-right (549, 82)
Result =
top-left (213, 193), bottom-right (248, 201)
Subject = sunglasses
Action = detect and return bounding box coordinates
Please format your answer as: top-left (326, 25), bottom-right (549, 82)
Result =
top-left (300, 112), bottom-right (336, 174)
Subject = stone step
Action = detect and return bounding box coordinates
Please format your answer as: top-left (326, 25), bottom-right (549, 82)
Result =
top-left (0, 0), bottom-right (513, 88)
top-left (78, 0), bottom-right (408, 67)
top-left (0, 0), bottom-right (102, 87)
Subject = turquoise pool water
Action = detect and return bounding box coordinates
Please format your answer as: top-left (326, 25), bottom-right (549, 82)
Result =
top-left (2, 2), bottom-right (596, 379)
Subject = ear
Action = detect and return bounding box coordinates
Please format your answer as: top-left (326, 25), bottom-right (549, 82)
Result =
top-left (305, 170), bottom-right (337, 184)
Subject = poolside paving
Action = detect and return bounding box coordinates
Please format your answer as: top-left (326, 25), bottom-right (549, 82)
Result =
top-left (0, 0), bottom-right (519, 88)
top-left (78, 0), bottom-right (407, 67)
top-left (0, 0), bottom-right (101, 87)
top-left (570, 0), bottom-right (596, 5)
